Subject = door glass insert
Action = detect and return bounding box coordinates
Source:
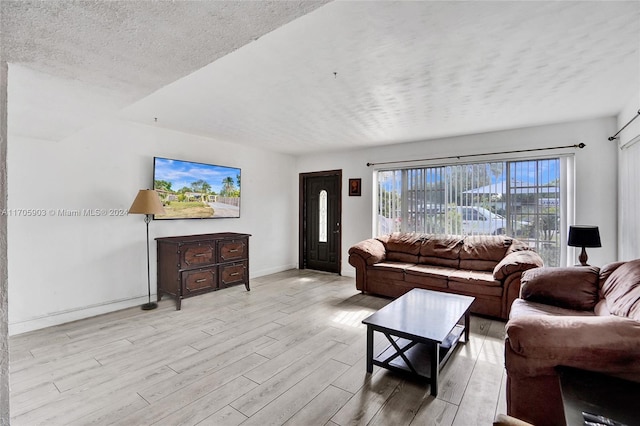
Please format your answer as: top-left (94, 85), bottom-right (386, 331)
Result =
top-left (319, 190), bottom-right (328, 243)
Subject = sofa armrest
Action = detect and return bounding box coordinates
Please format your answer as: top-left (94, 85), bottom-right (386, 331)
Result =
top-left (493, 250), bottom-right (543, 281)
top-left (348, 238), bottom-right (386, 266)
top-left (506, 315), bottom-right (640, 376)
top-left (519, 266), bottom-right (599, 310)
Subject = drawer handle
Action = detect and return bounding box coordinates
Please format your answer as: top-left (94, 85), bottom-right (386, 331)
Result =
top-left (195, 278), bottom-right (207, 283)
top-left (194, 253), bottom-right (208, 257)
top-left (228, 249), bottom-right (239, 253)
top-left (230, 272), bottom-right (240, 276)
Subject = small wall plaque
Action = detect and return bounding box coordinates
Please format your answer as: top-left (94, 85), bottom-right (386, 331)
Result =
top-left (349, 178), bottom-right (361, 196)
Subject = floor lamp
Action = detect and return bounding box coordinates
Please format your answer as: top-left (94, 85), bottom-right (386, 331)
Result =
top-left (129, 189), bottom-right (166, 310)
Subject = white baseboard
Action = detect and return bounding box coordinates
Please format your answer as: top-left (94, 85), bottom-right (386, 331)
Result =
top-left (341, 268), bottom-right (355, 278)
top-left (10, 264), bottom-right (317, 336)
top-left (8, 295), bottom-right (149, 336)
top-left (250, 263), bottom-right (297, 278)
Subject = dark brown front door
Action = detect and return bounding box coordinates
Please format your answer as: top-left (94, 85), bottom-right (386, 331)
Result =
top-left (299, 170), bottom-right (341, 274)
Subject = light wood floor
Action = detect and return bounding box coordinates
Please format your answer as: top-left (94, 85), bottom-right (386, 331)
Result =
top-left (9, 269), bottom-right (508, 425)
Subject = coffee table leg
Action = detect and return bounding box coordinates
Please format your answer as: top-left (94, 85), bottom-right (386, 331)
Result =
top-left (366, 325), bottom-right (373, 373)
top-left (464, 310), bottom-right (471, 342)
top-left (430, 343), bottom-right (440, 396)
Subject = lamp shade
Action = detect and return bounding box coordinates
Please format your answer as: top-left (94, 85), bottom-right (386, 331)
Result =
top-left (568, 225), bottom-right (601, 248)
top-left (129, 189), bottom-right (166, 215)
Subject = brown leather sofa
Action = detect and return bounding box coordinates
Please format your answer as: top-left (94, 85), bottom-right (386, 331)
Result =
top-left (505, 260), bottom-right (640, 426)
top-left (348, 233), bottom-right (543, 319)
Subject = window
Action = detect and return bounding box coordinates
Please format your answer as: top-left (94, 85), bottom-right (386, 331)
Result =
top-left (376, 158), bottom-right (564, 266)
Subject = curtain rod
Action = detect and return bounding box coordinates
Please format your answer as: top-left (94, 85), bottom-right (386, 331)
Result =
top-left (608, 109), bottom-right (640, 141)
top-left (366, 142), bottom-right (586, 167)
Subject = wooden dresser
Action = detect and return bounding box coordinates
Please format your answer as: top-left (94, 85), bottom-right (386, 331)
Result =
top-left (155, 232), bottom-right (250, 310)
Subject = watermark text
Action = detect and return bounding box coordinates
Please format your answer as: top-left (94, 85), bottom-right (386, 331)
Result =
top-left (1, 208), bottom-right (129, 217)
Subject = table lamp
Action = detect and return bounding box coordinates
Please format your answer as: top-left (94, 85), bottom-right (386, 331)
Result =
top-left (568, 225), bottom-right (601, 266)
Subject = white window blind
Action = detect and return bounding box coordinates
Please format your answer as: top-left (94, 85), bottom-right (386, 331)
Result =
top-left (619, 137), bottom-right (640, 260)
top-left (376, 158), bottom-right (566, 266)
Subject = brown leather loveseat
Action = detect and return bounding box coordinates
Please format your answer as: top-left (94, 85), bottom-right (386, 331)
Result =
top-left (505, 260), bottom-right (640, 425)
top-left (348, 233), bottom-right (543, 319)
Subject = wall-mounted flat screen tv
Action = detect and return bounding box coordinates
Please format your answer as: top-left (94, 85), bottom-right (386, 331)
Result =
top-left (153, 157), bottom-right (241, 219)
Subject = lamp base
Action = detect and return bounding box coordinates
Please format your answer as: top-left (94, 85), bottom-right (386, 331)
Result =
top-left (141, 302), bottom-right (158, 311)
top-left (578, 246), bottom-right (589, 266)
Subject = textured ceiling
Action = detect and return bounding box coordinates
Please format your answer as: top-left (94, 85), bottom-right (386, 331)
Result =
top-left (1, 0), bottom-right (329, 140)
top-left (2, 0), bottom-right (328, 100)
top-left (3, 1), bottom-right (640, 153)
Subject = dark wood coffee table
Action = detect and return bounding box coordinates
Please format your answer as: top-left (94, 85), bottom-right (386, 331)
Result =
top-left (362, 288), bottom-right (475, 396)
top-left (557, 366), bottom-right (640, 426)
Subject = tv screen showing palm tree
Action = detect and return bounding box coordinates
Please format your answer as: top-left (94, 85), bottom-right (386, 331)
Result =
top-left (153, 157), bottom-right (241, 219)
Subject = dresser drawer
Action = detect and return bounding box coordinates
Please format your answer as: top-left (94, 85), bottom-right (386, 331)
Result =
top-left (219, 261), bottom-right (248, 287)
top-left (181, 267), bottom-right (217, 295)
top-left (218, 239), bottom-right (247, 262)
top-left (181, 243), bottom-right (215, 268)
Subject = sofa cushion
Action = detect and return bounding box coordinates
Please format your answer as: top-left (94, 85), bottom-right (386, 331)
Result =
top-left (601, 259), bottom-right (640, 321)
top-left (384, 232), bottom-right (424, 255)
top-left (419, 235), bottom-right (463, 259)
top-left (459, 259), bottom-right (499, 271)
top-left (493, 250), bottom-right (544, 281)
top-left (418, 256), bottom-right (460, 268)
top-left (449, 269), bottom-right (501, 287)
top-left (368, 261), bottom-right (414, 273)
top-left (509, 298), bottom-right (595, 320)
top-left (599, 261), bottom-right (626, 285)
top-left (505, 314), bottom-right (640, 370)
top-left (404, 265), bottom-right (449, 288)
top-left (449, 280), bottom-right (503, 297)
top-left (460, 235), bottom-right (512, 259)
top-left (520, 266), bottom-right (600, 311)
top-left (405, 264), bottom-right (455, 279)
top-left (459, 236), bottom-right (512, 271)
top-left (386, 252), bottom-right (420, 263)
top-left (367, 262), bottom-right (414, 282)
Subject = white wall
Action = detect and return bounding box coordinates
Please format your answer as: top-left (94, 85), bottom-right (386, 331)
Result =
top-left (8, 120), bottom-right (296, 335)
top-left (296, 117), bottom-right (619, 276)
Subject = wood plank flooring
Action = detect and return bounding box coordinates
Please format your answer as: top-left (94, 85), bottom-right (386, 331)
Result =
top-left (9, 269), bottom-right (508, 425)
